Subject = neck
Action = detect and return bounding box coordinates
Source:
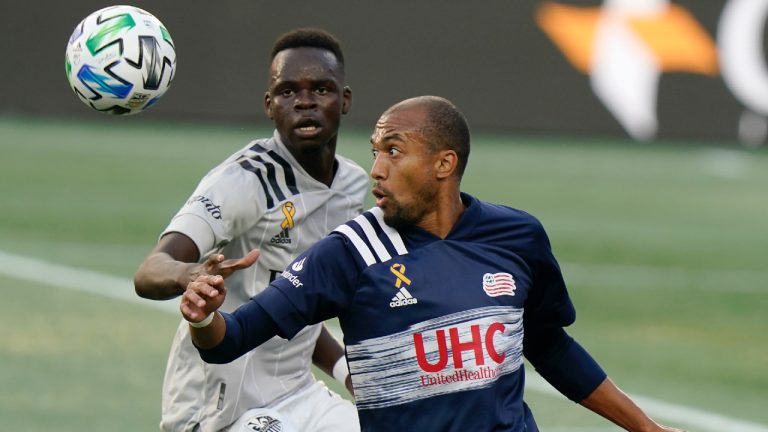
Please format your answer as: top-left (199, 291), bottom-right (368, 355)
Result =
top-left (284, 137), bottom-right (338, 188)
top-left (418, 187), bottom-right (464, 239)
top-left (297, 150), bottom-right (337, 187)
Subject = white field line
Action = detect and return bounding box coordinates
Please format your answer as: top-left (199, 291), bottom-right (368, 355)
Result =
top-left (2, 250), bottom-right (767, 432)
top-left (526, 373), bottom-right (768, 432)
top-left (0, 250), bottom-right (179, 314)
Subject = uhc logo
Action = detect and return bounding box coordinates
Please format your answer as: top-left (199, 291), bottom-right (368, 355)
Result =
top-left (345, 306), bottom-right (524, 410)
top-left (414, 323), bottom-right (506, 373)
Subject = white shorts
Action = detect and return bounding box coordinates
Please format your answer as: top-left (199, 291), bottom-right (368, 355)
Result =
top-left (228, 381), bottom-right (359, 432)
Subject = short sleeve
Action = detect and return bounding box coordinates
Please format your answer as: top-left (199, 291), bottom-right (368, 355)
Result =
top-left (163, 163), bottom-right (265, 257)
top-left (254, 233), bottom-right (361, 339)
top-left (522, 221), bottom-right (575, 330)
top-left (520, 220), bottom-right (606, 402)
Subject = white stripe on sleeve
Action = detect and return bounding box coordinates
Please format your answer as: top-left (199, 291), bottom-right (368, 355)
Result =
top-left (370, 207), bottom-right (408, 255)
top-left (352, 215), bottom-right (392, 262)
top-left (334, 224), bottom-right (377, 266)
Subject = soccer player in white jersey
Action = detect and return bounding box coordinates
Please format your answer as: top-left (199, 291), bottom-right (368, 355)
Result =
top-left (179, 96), bottom-right (685, 432)
top-left (134, 28), bottom-right (366, 432)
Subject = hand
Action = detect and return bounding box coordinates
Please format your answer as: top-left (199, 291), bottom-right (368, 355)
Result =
top-left (180, 274), bottom-right (227, 323)
top-left (200, 249), bottom-right (261, 279)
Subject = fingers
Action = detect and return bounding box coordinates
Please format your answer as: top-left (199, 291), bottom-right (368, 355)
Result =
top-left (180, 300), bottom-right (206, 322)
top-left (219, 249), bottom-right (261, 273)
top-left (180, 275), bottom-right (225, 321)
top-left (193, 274), bottom-right (225, 293)
top-left (241, 249), bottom-right (261, 266)
top-left (202, 253), bottom-right (226, 275)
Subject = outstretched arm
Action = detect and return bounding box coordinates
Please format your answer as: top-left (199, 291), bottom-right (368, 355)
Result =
top-left (524, 327), bottom-right (685, 432)
top-left (181, 274), bottom-right (282, 362)
top-left (580, 378), bottom-right (686, 432)
top-left (134, 232), bottom-right (259, 300)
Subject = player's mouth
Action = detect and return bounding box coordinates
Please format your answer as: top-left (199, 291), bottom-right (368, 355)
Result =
top-left (372, 187), bottom-right (388, 207)
top-left (294, 119), bottom-right (323, 138)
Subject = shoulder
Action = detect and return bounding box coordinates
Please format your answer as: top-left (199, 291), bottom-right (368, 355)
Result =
top-left (331, 207), bottom-right (409, 268)
top-left (200, 136), bottom-right (272, 182)
top-left (332, 155), bottom-right (369, 206)
top-left (335, 155), bottom-right (369, 189)
top-left (478, 200), bottom-right (545, 234)
top-left (467, 198), bottom-right (553, 257)
top-left (336, 154), bottom-right (368, 178)
top-left (190, 138), bottom-right (281, 213)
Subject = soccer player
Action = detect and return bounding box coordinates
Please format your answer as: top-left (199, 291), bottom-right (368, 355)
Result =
top-left (179, 96), bottom-right (685, 431)
top-left (134, 29), bottom-right (366, 432)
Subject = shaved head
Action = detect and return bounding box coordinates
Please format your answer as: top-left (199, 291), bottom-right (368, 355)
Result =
top-left (384, 96), bottom-right (470, 179)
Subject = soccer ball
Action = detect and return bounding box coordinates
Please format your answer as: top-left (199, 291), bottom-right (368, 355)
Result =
top-left (64, 5), bottom-right (176, 115)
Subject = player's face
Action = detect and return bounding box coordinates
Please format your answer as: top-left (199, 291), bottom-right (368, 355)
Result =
top-left (370, 106), bottom-right (439, 230)
top-left (265, 47), bottom-right (351, 154)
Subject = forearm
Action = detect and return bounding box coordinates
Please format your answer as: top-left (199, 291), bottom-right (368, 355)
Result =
top-left (312, 325), bottom-right (352, 393)
top-left (193, 301), bottom-right (282, 364)
top-left (312, 325), bottom-right (345, 376)
top-left (134, 252), bottom-right (198, 300)
top-left (189, 311), bottom-right (227, 349)
top-left (580, 378), bottom-right (659, 432)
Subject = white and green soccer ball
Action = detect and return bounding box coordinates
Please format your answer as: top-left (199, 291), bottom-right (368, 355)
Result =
top-left (65, 5), bottom-right (176, 115)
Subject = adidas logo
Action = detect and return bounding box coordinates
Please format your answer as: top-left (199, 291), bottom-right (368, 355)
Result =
top-left (270, 228), bottom-right (292, 245)
top-left (390, 287), bottom-right (418, 308)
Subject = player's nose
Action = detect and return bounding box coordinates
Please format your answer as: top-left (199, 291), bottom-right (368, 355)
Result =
top-left (370, 154), bottom-right (387, 180)
top-left (294, 89), bottom-right (317, 110)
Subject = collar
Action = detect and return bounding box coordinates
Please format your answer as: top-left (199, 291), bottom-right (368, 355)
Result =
top-left (401, 192), bottom-right (481, 245)
top-left (271, 129), bottom-right (342, 190)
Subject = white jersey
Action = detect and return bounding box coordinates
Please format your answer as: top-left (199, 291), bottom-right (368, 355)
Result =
top-left (159, 130), bottom-right (368, 432)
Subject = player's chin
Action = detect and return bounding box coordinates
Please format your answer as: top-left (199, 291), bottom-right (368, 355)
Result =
top-left (290, 134), bottom-right (329, 152)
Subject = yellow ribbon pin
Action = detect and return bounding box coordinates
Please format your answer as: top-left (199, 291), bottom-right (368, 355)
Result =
top-left (390, 263), bottom-right (411, 288)
top-left (281, 202), bottom-right (295, 230)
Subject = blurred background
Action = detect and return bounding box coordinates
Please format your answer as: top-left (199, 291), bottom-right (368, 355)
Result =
top-left (1, 1), bottom-right (766, 431)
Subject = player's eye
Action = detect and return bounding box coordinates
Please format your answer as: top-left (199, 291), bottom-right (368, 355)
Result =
top-left (316, 87), bottom-right (329, 95)
top-left (280, 89), bottom-right (294, 97)
top-left (371, 149), bottom-right (379, 159)
top-left (388, 148), bottom-right (401, 157)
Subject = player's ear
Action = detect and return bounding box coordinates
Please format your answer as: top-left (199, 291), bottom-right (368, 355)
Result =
top-left (341, 86), bottom-right (352, 115)
top-left (435, 150), bottom-right (458, 180)
top-left (264, 92), bottom-right (273, 120)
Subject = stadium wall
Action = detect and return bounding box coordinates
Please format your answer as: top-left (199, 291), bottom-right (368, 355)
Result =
top-left (3, 0), bottom-right (767, 145)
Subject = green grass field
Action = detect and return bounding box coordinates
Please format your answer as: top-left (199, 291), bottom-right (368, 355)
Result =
top-left (1, 115), bottom-right (766, 431)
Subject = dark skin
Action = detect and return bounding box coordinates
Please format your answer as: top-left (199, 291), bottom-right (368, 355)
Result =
top-left (265, 47), bottom-right (351, 187)
top-left (134, 46), bottom-right (354, 394)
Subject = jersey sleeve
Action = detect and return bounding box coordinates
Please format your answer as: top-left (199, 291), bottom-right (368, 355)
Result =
top-left (521, 219), bottom-right (575, 329)
top-left (195, 302), bottom-right (281, 364)
top-left (253, 233), bottom-right (362, 339)
top-left (521, 220), bottom-right (606, 401)
top-left (163, 163), bottom-right (264, 258)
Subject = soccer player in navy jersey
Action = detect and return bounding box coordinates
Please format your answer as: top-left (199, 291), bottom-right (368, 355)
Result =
top-left (180, 96), bottom-right (686, 431)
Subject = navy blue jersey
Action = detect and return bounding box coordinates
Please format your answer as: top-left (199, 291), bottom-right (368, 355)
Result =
top-left (200, 194), bottom-right (607, 431)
